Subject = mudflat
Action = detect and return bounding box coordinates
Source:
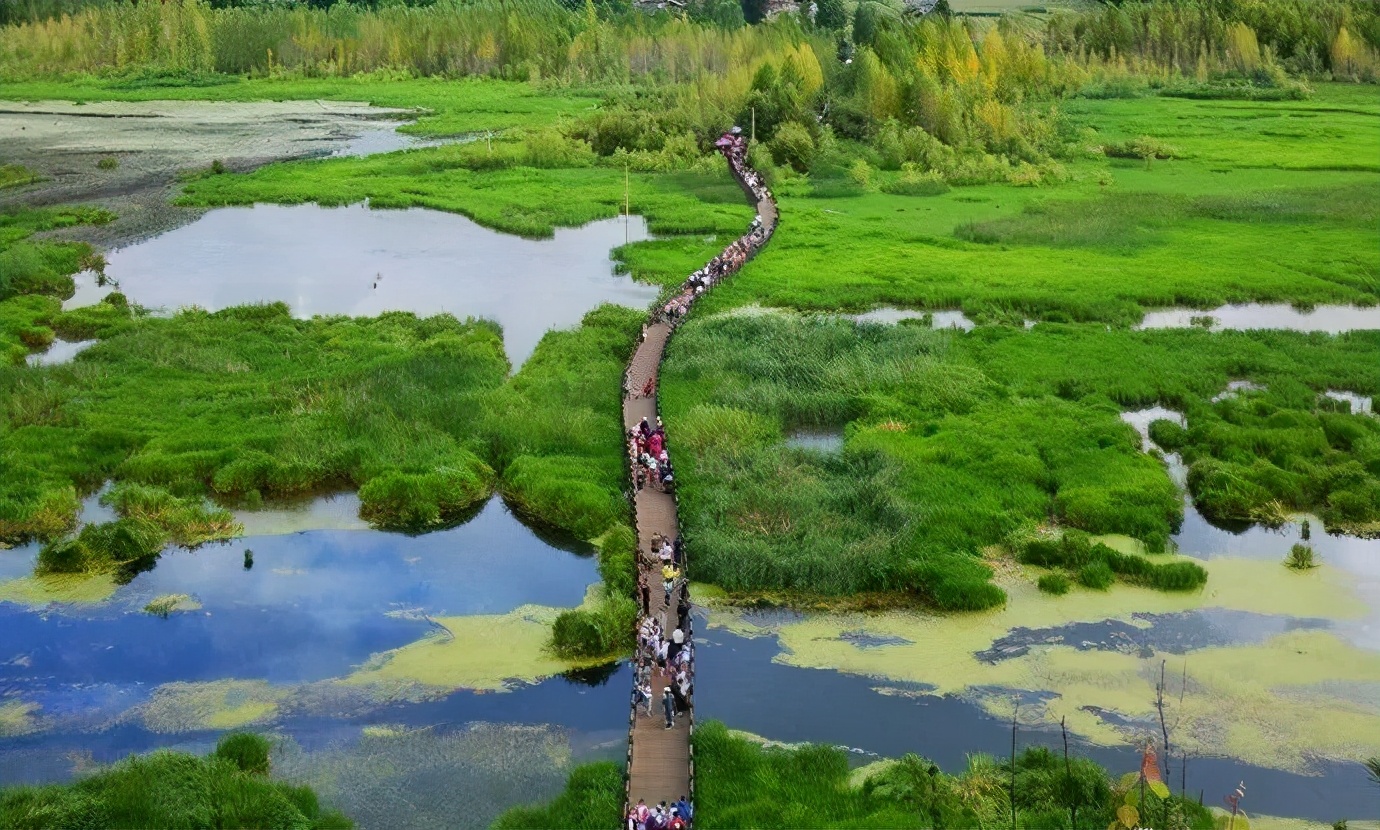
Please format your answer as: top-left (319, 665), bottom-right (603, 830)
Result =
top-left (0, 99), bottom-right (408, 246)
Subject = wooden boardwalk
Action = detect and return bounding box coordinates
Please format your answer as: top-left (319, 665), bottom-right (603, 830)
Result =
top-left (621, 140), bottom-right (777, 819)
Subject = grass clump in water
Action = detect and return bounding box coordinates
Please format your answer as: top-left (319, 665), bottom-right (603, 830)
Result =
top-left (550, 588), bottom-right (637, 660)
top-left (0, 736), bottom-right (351, 829)
top-left (358, 463), bottom-right (491, 531)
top-left (1015, 530), bottom-right (1207, 593)
top-left (1285, 542), bottom-right (1318, 570)
top-left (143, 593), bottom-right (199, 617)
top-left (1037, 573), bottom-right (1070, 595)
top-left (492, 761), bottom-right (623, 830)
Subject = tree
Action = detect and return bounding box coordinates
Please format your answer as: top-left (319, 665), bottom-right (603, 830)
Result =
top-left (853, 2), bottom-right (879, 47)
top-left (815, 0), bottom-right (846, 30)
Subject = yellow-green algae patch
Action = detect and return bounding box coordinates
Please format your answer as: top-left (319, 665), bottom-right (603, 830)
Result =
top-left (0, 700), bottom-right (39, 737)
top-left (143, 593), bottom-right (201, 616)
top-left (713, 557), bottom-right (1380, 773)
top-left (344, 604), bottom-right (602, 695)
top-left (0, 573), bottom-right (119, 606)
top-left (139, 679), bottom-right (284, 733)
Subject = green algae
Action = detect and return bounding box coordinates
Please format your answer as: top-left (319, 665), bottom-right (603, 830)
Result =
top-left (272, 722), bottom-right (580, 830)
top-left (138, 679), bottom-right (283, 733)
top-left (345, 604), bottom-right (602, 695)
top-left (712, 557), bottom-right (1380, 774)
top-left (0, 700), bottom-right (38, 737)
top-left (0, 572), bottom-right (119, 606)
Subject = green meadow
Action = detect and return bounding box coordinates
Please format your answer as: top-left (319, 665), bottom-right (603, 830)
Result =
top-left (699, 86), bottom-right (1380, 323)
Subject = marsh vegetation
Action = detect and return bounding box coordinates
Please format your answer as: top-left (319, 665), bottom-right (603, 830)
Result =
top-left (1, 0), bottom-right (1378, 823)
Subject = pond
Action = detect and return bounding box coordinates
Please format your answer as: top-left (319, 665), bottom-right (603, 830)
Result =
top-left (78, 204), bottom-right (656, 366)
top-left (0, 497), bottom-right (624, 830)
top-left (1137, 303), bottom-right (1380, 333)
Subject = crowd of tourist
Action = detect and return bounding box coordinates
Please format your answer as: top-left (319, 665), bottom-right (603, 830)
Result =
top-left (623, 127), bottom-right (775, 830)
top-left (626, 797), bottom-right (693, 830)
top-left (656, 129), bottom-right (774, 325)
top-left (627, 416), bottom-right (675, 493)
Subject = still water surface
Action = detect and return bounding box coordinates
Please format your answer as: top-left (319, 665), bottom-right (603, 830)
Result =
top-left (82, 204), bottom-right (656, 366)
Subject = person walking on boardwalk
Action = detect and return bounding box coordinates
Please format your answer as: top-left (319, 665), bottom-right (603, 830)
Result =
top-left (639, 572), bottom-right (651, 615)
top-left (674, 796), bottom-right (692, 825)
top-left (662, 564), bottom-right (680, 605)
top-left (662, 686), bottom-right (676, 729)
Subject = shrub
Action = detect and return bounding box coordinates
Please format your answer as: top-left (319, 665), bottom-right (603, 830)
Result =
top-left (214, 732), bottom-right (271, 775)
top-left (97, 155), bottom-right (120, 170)
top-left (1078, 560), bottom-right (1115, 590)
top-left (881, 170), bottom-right (950, 197)
top-left (1285, 542), bottom-right (1317, 570)
top-left (769, 121), bottom-right (816, 172)
top-left (1037, 573), bottom-right (1070, 595)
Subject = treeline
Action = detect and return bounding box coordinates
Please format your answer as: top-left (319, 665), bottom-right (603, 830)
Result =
top-left (3, 0), bottom-right (1377, 187)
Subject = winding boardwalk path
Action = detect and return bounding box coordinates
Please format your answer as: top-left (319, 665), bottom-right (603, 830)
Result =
top-left (621, 138), bottom-right (778, 817)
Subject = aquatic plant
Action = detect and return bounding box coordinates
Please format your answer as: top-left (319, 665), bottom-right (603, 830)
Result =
top-left (1285, 543), bottom-right (1318, 570)
top-left (103, 482), bottom-right (240, 546)
top-left (143, 593), bottom-right (198, 617)
top-left (37, 517), bottom-right (164, 577)
top-left (0, 740), bottom-right (351, 829)
top-left (1037, 573), bottom-right (1071, 595)
top-left (1015, 531), bottom-right (1208, 594)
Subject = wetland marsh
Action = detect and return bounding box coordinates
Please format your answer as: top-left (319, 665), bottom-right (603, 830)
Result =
top-left (2, 0), bottom-right (1379, 825)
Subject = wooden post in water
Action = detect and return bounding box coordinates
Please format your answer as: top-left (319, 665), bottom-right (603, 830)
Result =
top-left (625, 163), bottom-right (630, 245)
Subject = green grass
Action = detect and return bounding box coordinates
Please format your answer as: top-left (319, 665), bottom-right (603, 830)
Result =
top-left (494, 720), bottom-right (1214, 830)
top-left (0, 206), bottom-right (111, 364)
top-left (0, 735), bottom-right (350, 829)
top-left (0, 164), bottom-right (43, 189)
top-left (699, 86), bottom-right (1380, 323)
top-left (659, 313), bottom-right (1380, 602)
top-left (490, 761), bottom-right (623, 830)
top-left (176, 135), bottom-right (750, 240)
top-left (0, 303), bottom-right (508, 543)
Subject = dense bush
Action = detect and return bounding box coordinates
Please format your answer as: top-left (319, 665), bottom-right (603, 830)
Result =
top-left (1037, 573), bottom-right (1071, 595)
top-left (214, 732), bottom-right (271, 775)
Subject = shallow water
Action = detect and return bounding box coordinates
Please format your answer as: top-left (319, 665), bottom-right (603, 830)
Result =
top-left (83, 204), bottom-right (656, 366)
top-left (851, 307), bottom-right (976, 330)
top-left (696, 623), bottom-right (1375, 821)
top-left (24, 339), bottom-right (96, 367)
top-left (327, 124), bottom-right (464, 158)
top-left (1325, 389), bottom-right (1375, 415)
top-left (1137, 303), bottom-right (1380, 333)
top-left (784, 430), bottom-right (845, 453)
top-left (0, 496), bottom-right (615, 825)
